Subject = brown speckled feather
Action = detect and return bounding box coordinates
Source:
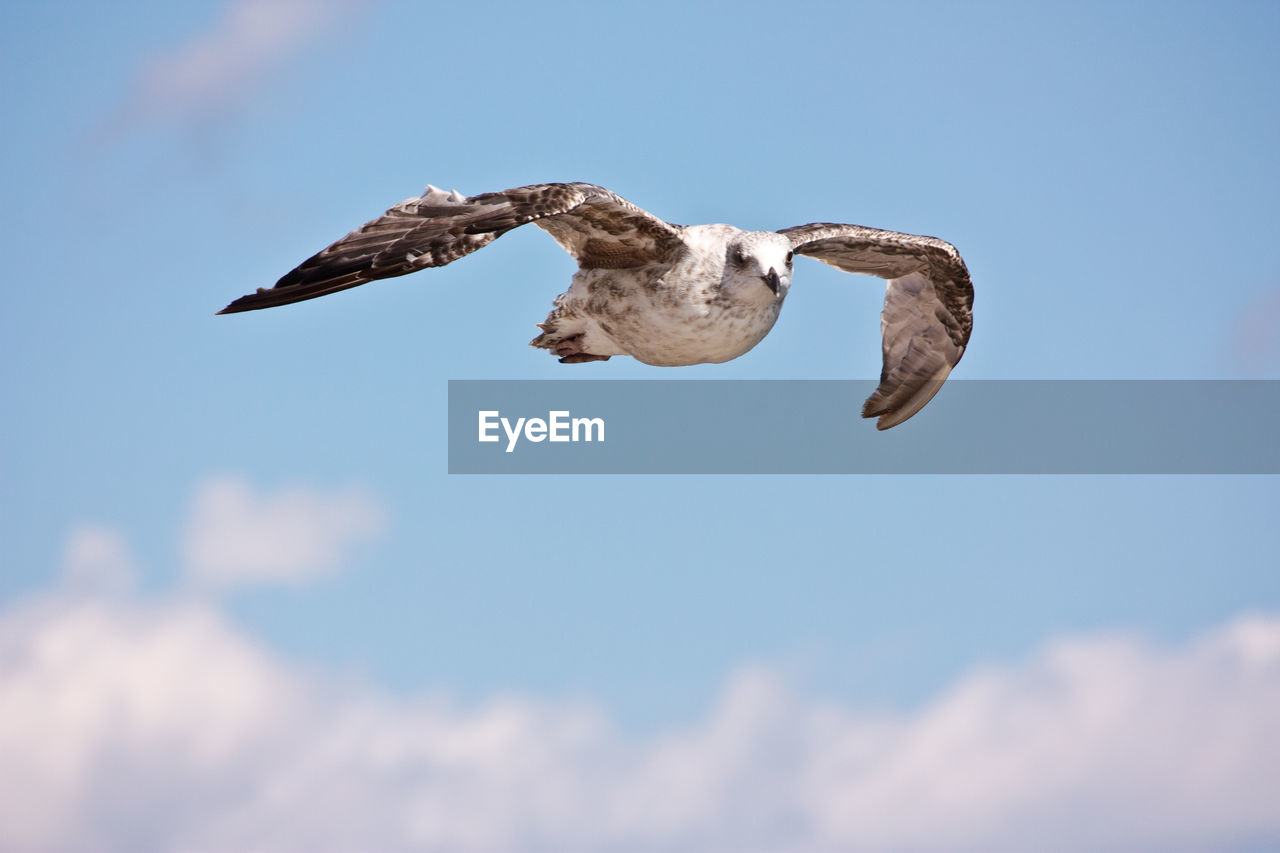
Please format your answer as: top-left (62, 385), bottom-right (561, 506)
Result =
top-left (779, 223), bottom-right (974, 429)
top-left (218, 183), bottom-right (684, 314)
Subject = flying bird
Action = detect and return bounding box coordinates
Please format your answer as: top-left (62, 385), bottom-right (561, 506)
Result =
top-left (221, 182), bottom-right (973, 429)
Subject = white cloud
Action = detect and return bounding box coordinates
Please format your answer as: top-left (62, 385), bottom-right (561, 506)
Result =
top-left (104, 0), bottom-right (356, 135)
top-left (1, 544), bottom-right (1278, 851)
top-left (59, 524), bottom-right (138, 595)
top-left (1231, 284), bottom-right (1280, 373)
top-left (182, 474), bottom-right (385, 588)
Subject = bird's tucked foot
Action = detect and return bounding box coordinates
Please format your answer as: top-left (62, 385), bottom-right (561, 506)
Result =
top-left (554, 334), bottom-right (611, 364)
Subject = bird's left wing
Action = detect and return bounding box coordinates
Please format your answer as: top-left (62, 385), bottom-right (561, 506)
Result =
top-left (778, 223), bottom-right (974, 430)
top-left (219, 182), bottom-right (684, 314)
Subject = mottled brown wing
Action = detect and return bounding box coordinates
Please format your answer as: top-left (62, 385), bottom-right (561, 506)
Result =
top-left (219, 182), bottom-right (684, 314)
top-left (778, 223), bottom-right (974, 430)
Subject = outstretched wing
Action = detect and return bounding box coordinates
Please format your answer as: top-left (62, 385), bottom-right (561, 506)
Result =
top-left (219, 182), bottom-right (684, 314)
top-left (778, 223), bottom-right (974, 430)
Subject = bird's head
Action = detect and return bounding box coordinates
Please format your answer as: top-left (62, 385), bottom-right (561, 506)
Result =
top-left (723, 232), bottom-right (794, 303)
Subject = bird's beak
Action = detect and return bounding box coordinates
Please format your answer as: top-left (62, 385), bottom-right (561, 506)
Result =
top-left (763, 268), bottom-right (781, 296)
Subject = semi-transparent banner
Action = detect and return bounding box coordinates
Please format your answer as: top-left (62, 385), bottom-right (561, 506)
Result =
top-left (447, 380), bottom-right (1279, 474)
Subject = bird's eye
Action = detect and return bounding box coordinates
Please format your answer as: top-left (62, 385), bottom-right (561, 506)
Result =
top-left (786, 251), bottom-right (793, 265)
top-left (733, 248), bottom-right (748, 265)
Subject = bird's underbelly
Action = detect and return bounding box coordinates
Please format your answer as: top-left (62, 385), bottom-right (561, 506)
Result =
top-left (541, 268), bottom-right (782, 366)
top-left (608, 307), bottom-right (778, 366)
top-left (582, 294), bottom-right (779, 366)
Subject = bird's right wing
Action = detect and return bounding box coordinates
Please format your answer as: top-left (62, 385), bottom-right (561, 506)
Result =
top-left (219, 183), bottom-right (684, 314)
top-left (778, 223), bottom-right (974, 429)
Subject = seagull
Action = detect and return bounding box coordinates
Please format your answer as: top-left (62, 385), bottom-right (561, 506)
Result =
top-left (220, 182), bottom-right (973, 429)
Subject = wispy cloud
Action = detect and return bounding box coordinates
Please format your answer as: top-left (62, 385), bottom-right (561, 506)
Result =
top-left (100, 0), bottom-right (357, 140)
top-left (182, 474), bottom-right (385, 588)
top-left (1231, 285), bottom-right (1280, 374)
top-left (59, 524), bottom-right (139, 595)
top-left (2, 523), bottom-right (1278, 850)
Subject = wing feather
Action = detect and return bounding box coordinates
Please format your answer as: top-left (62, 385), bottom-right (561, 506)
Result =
top-left (778, 223), bottom-right (974, 429)
top-left (219, 183), bottom-right (683, 314)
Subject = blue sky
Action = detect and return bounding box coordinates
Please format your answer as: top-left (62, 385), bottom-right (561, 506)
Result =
top-left (2, 1), bottom-right (1279, 849)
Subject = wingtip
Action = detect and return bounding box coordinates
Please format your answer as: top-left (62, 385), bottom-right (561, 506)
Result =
top-left (862, 365), bottom-right (954, 430)
top-left (863, 397), bottom-right (923, 430)
top-left (863, 404), bottom-right (912, 431)
top-left (217, 286), bottom-right (275, 315)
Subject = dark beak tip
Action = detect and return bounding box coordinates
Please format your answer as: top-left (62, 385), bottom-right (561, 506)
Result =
top-left (764, 269), bottom-right (782, 295)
